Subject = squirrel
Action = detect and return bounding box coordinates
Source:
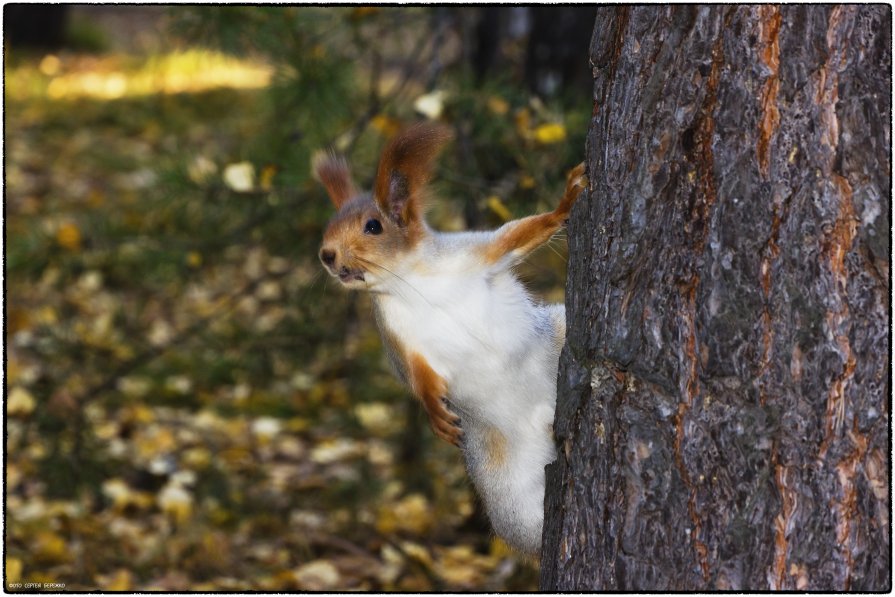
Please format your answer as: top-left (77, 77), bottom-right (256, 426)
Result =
top-left (315, 123), bottom-right (586, 555)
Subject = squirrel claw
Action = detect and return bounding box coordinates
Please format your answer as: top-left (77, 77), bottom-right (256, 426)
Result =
top-left (436, 426), bottom-right (463, 448)
top-left (427, 397), bottom-right (462, 447)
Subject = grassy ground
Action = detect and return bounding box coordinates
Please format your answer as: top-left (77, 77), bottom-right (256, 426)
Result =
top-left (6, 9), bottom-right (586, 591)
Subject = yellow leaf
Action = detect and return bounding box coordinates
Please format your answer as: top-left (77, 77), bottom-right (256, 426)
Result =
top-left (487, 96), bottom-right (509, 116)
top-left (39, 54), bottom-right (61, 76)
top-left (436, 558), bottom-right (480, 586)
top-left (256, 280), bottom-right (282, 301)
top-left (32, 531), bottom-right (69, 564)
top-left (220, 447), bottom-right (252, 467)
top-left (102, 478), bottom-right (134, 509)
top-left (310, 44), bottom-right (326, 60)
top-left (56, 222), bottom-right (82, 251)
top-left (186, 251), bottom-right (202, 268)
top-left (88, 189), bottom-right (105, 207)
top-left (127, 404), bottom-right (155, 424)
top-left (77, 270), bottom-right (103, 292)
top-left (104, 569), bottom-right (133, 591)
top-left (533, 123), bottom-right (567, 144)
top-left (371, 114), bottom-right (401, 138)
top-left (293, 560), bottom-right (340, 591)
top-left (251, 417), bottom-right (282, 444)
top-left (158, 482), bottom-right (193, 524)
top-left (223, 162), bottom-right (255, 192)
top-left (377, 494), bottom-right (432, 535)
top-left (489, 536), bottom-right (514, 558)
top-left (182, 447), bottom-right (212, 469)
top-left (7, 387), bottom-right (36, 416)
top-left (514, 108), bottom-right (531, 137)
top-left (485, 196), bottom-right (512, 222)
top-left (354, 402), bottom-right (393, 434)
top-left (6, 557), bottom-right (22, 584)
top-left (135, 427), bottom-right (176, 459)
top-left (413, 90), bottom-right (447, 120)
top-left (259, 164), bottom-right (278, 191)
top-left (164, 375), bottom-right (192, 395)
top-left (311, 439), bottom-right (362, 464)
top-left (7, 356), bottom-right (23, 385)
top-left (285, 417), bottom-right (310, 432)
top-left (188, 156), bottom-right (217, 185)
top-left (519, 174), bottom-right (537, 189)
top-left (399, 541), bottom-right (433, 567)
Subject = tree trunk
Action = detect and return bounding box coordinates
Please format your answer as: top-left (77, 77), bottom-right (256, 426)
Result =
top-left (542, 5), bottom-right (890, 591)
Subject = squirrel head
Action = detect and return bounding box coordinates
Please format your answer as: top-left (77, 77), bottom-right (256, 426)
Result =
top-left (316, 123), bottom-right (452, 289)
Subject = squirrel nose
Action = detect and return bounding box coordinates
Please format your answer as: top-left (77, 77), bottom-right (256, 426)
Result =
top-left (320, 248), bottom-right (337, 268)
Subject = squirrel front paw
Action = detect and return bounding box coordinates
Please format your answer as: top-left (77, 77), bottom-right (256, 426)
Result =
top-left (424, 396), bottom-right (463, 447)
top-left (567, 162), bottom-right (587, 191)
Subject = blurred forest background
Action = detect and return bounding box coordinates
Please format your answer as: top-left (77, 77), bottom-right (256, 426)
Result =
top-left (5, 6), bottom-right (595, 591)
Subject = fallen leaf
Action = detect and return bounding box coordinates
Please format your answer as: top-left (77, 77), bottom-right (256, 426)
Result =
top-left (487, 96), bottom-right (509, 116)
top-left (533, 123), bottom-right (567, 144)
top-left (102, 478), bottom-right (153, 511)
top-left (514, 108), bottom-right (531, 137)
top-left (7, 387), bottom-right (36, 416)
top-left (188, 155), bottom-right (217, 185)
top-left (116, 376), bottom-right (151, 398)
top-left (370, 114), bottom-right (401, 138)
top-left (353, 402), bottom-right (394, 434)
top-left (293, 560), bottom-right (340, 590)
top-left (399, 541), bottom-right (433, 567)
top-left (519, 174), bottom-right (537, 189)
top-left (39, 54), bottom-right (61, 76)
top-left (103, 569), bottom-right (133, 591)
top-left (223, 162), bottom-right (255, 192)
top-left (56, 221), bottom-right (82, 251)
top-left (377, 494), bottom-right (432, 535)
top-left (32, 531), bottom-right (70, 564)
top-left (6, 557), bottom-right (22, 584)
top-left (311, 439), bottom-right (363, 464)
top-left (259, 164), bottom-right (277, 191)
top-left (186, 251), bottom-right (202, 268)
top-left (251, 417), bottom-right (282, 443)
top-left (486, 196), bottom-right (512, 222)
top-left (158, 482), bottom-right (193, 524)
top-left (413, 90), bottom-right (447, 120)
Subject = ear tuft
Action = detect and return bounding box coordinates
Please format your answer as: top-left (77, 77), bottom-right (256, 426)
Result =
top-left (373, 123), bottom-right (453, 227)
top-left (312, 151), bottom-right (357, 208)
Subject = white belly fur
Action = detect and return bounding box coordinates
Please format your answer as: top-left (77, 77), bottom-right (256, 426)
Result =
top-left (375, 267), bottom-right (563, 554)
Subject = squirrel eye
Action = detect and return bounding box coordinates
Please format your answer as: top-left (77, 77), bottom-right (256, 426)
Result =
top-left (364, 218), bottom-right (383, 235)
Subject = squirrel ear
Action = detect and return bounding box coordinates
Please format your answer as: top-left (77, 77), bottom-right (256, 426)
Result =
top-left (312, 151), bottom-right (357, 209)
top-left (373, 123), bottom-right (452, 227)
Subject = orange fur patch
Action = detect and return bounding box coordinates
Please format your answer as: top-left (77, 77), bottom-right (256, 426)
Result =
top-left (408, 352), bottom-right (461, 446)
top-left (483, 426), bottom-right (508, 471)
top-left (408, 352), bottom-right (447, 408)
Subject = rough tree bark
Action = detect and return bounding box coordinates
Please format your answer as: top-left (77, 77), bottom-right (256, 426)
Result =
top-left (542, 6), bottom-right (890, 591)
